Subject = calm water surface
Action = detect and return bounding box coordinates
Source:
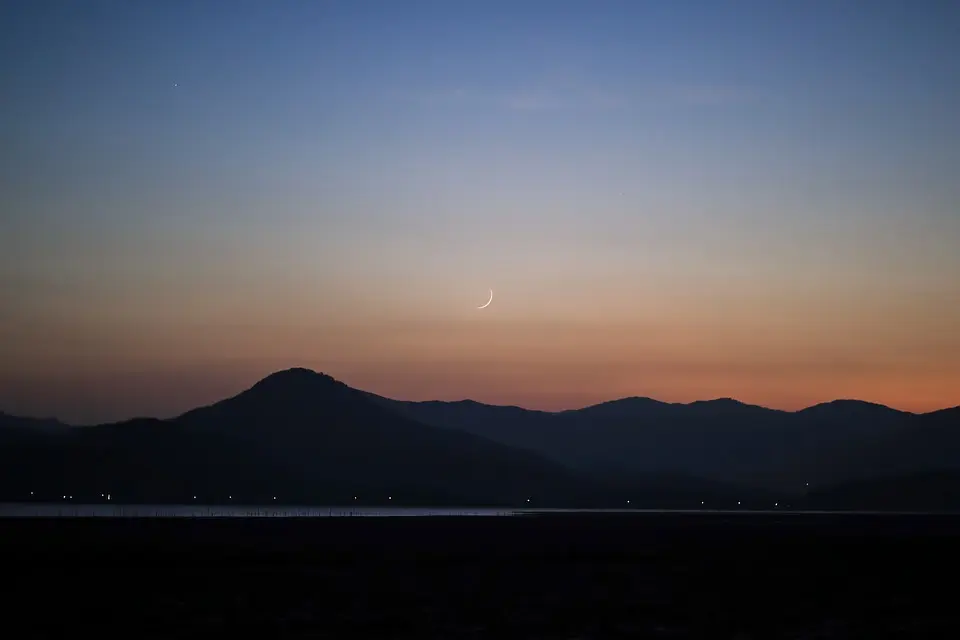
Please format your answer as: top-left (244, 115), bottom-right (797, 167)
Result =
top-left (0, 504), bottom-right (525, 518)
top-left (0, 504), bottom-right (940, 518)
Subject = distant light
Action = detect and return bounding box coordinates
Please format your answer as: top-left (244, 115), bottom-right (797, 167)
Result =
top-left (701, 501), bottom-right (704, 505)
top-left (737, 501), bottom-right (741, 505)
top-left (805, 482), bottom-right (809, 487)
top-left (626, 500), bottom-right (630, 504)
top-left (107, 494), bottom-right (111, 501)
top-left (526, 498), bottom-right (530, 503)
top-left (30, 492), bottom-right (33, 496)
top-left (388, 496), bottom-right (392, 500)
top-left (353, 496), bottom-right (357, 500)
top-left (62, 496), bottom-right (66, 499)
top-left (273, 496), bottom-right (277, 501)
top-left (228, 496), bottom-right (232, 500)
top-left (774, 502), bottom-right (779, 507)
top-left (193, 496), bottom-right (197, 500)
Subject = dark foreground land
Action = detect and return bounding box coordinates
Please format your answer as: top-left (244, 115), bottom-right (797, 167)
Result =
top-left (5, 512), bottom-right (960, 639)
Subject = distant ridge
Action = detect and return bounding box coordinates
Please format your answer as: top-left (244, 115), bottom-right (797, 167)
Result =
top-left (374, 395), bottom-right (919, 416)
top-left (2, 368), bottom-right (959, 510)
top-left (0, 411), bottom-right (69, 431)
top-left (3, 370), bottom-right (950, 425)
top-left (385, 394), bottom-right (930, 417)
top-left (797, 399), bottom-right (913, 417)
top-left (0, 368), bottom-right (616, 507)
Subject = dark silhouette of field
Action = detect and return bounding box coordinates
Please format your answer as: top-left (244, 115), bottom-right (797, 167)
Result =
top-left (2, 367), bottom-right (959, 510)
top-left (5, 512), bottom-right (960, 637)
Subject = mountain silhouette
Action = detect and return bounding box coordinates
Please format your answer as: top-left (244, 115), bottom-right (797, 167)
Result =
top-left (0, 369), bottom-right (623, 506)
top-left (2, 370), bottom-right (958, 509)
top-left (796, 399), bottom-right (911, 420)
top-left (0, 411), bottom-right (69, 432)
top-left (171, 367), bottom-right (604, 505)
top-left (376, 393), bottom-right (959, 493)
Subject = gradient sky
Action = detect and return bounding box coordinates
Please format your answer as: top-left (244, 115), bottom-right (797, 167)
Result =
top-left (2, 0), bottom-right (959, 423)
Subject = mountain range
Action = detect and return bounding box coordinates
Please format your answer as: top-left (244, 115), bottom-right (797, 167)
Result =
top-left (2, 368), bottom-right (958, 510)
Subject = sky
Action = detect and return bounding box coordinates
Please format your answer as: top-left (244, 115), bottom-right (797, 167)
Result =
top-left (2, 0), bottom-right (959, 423)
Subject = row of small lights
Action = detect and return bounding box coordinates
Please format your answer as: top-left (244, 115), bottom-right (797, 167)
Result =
top-left (28, 484), bottom-right (814, 502)
top-left (28, 482), bottom-right (815, 501)
top-left (27, 492), bottom-right (789, 508)
top-left (28, 492), bottom-right (112, 500)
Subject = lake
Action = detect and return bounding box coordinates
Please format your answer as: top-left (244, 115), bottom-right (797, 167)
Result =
top-left (0, 503), bottom-right (526, 518)
top-left (0, 503), bottom-right (942, 518)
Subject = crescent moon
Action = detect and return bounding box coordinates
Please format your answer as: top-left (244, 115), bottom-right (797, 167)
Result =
top-left (477, 289), bottom-right (493, 309)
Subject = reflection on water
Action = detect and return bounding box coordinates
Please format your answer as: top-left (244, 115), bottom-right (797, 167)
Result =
top-left (0, 504), bottom-right (523, 518)
top-left (0, 504), bottom-right (936, 518)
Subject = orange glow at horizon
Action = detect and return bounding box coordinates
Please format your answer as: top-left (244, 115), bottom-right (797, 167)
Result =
top-left (2, 288), bottom-right (957, 423)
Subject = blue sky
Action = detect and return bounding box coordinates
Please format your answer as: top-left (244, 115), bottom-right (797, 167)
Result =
top-left (2, 1), bottom-right (958, 422)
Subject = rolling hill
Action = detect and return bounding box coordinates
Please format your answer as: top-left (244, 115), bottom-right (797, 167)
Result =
top-left (374, 395), bottom-right (956, 493)
top-left (0, 369), bottom-right (613, 506)
top-left (2, 369), bottom-right (957, 509)
top-left (1, 369), bottom-right (750, 507)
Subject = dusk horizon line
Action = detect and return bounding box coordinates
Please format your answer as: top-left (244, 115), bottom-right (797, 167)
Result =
top-left (6, 366), bottom-right (958, 426)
